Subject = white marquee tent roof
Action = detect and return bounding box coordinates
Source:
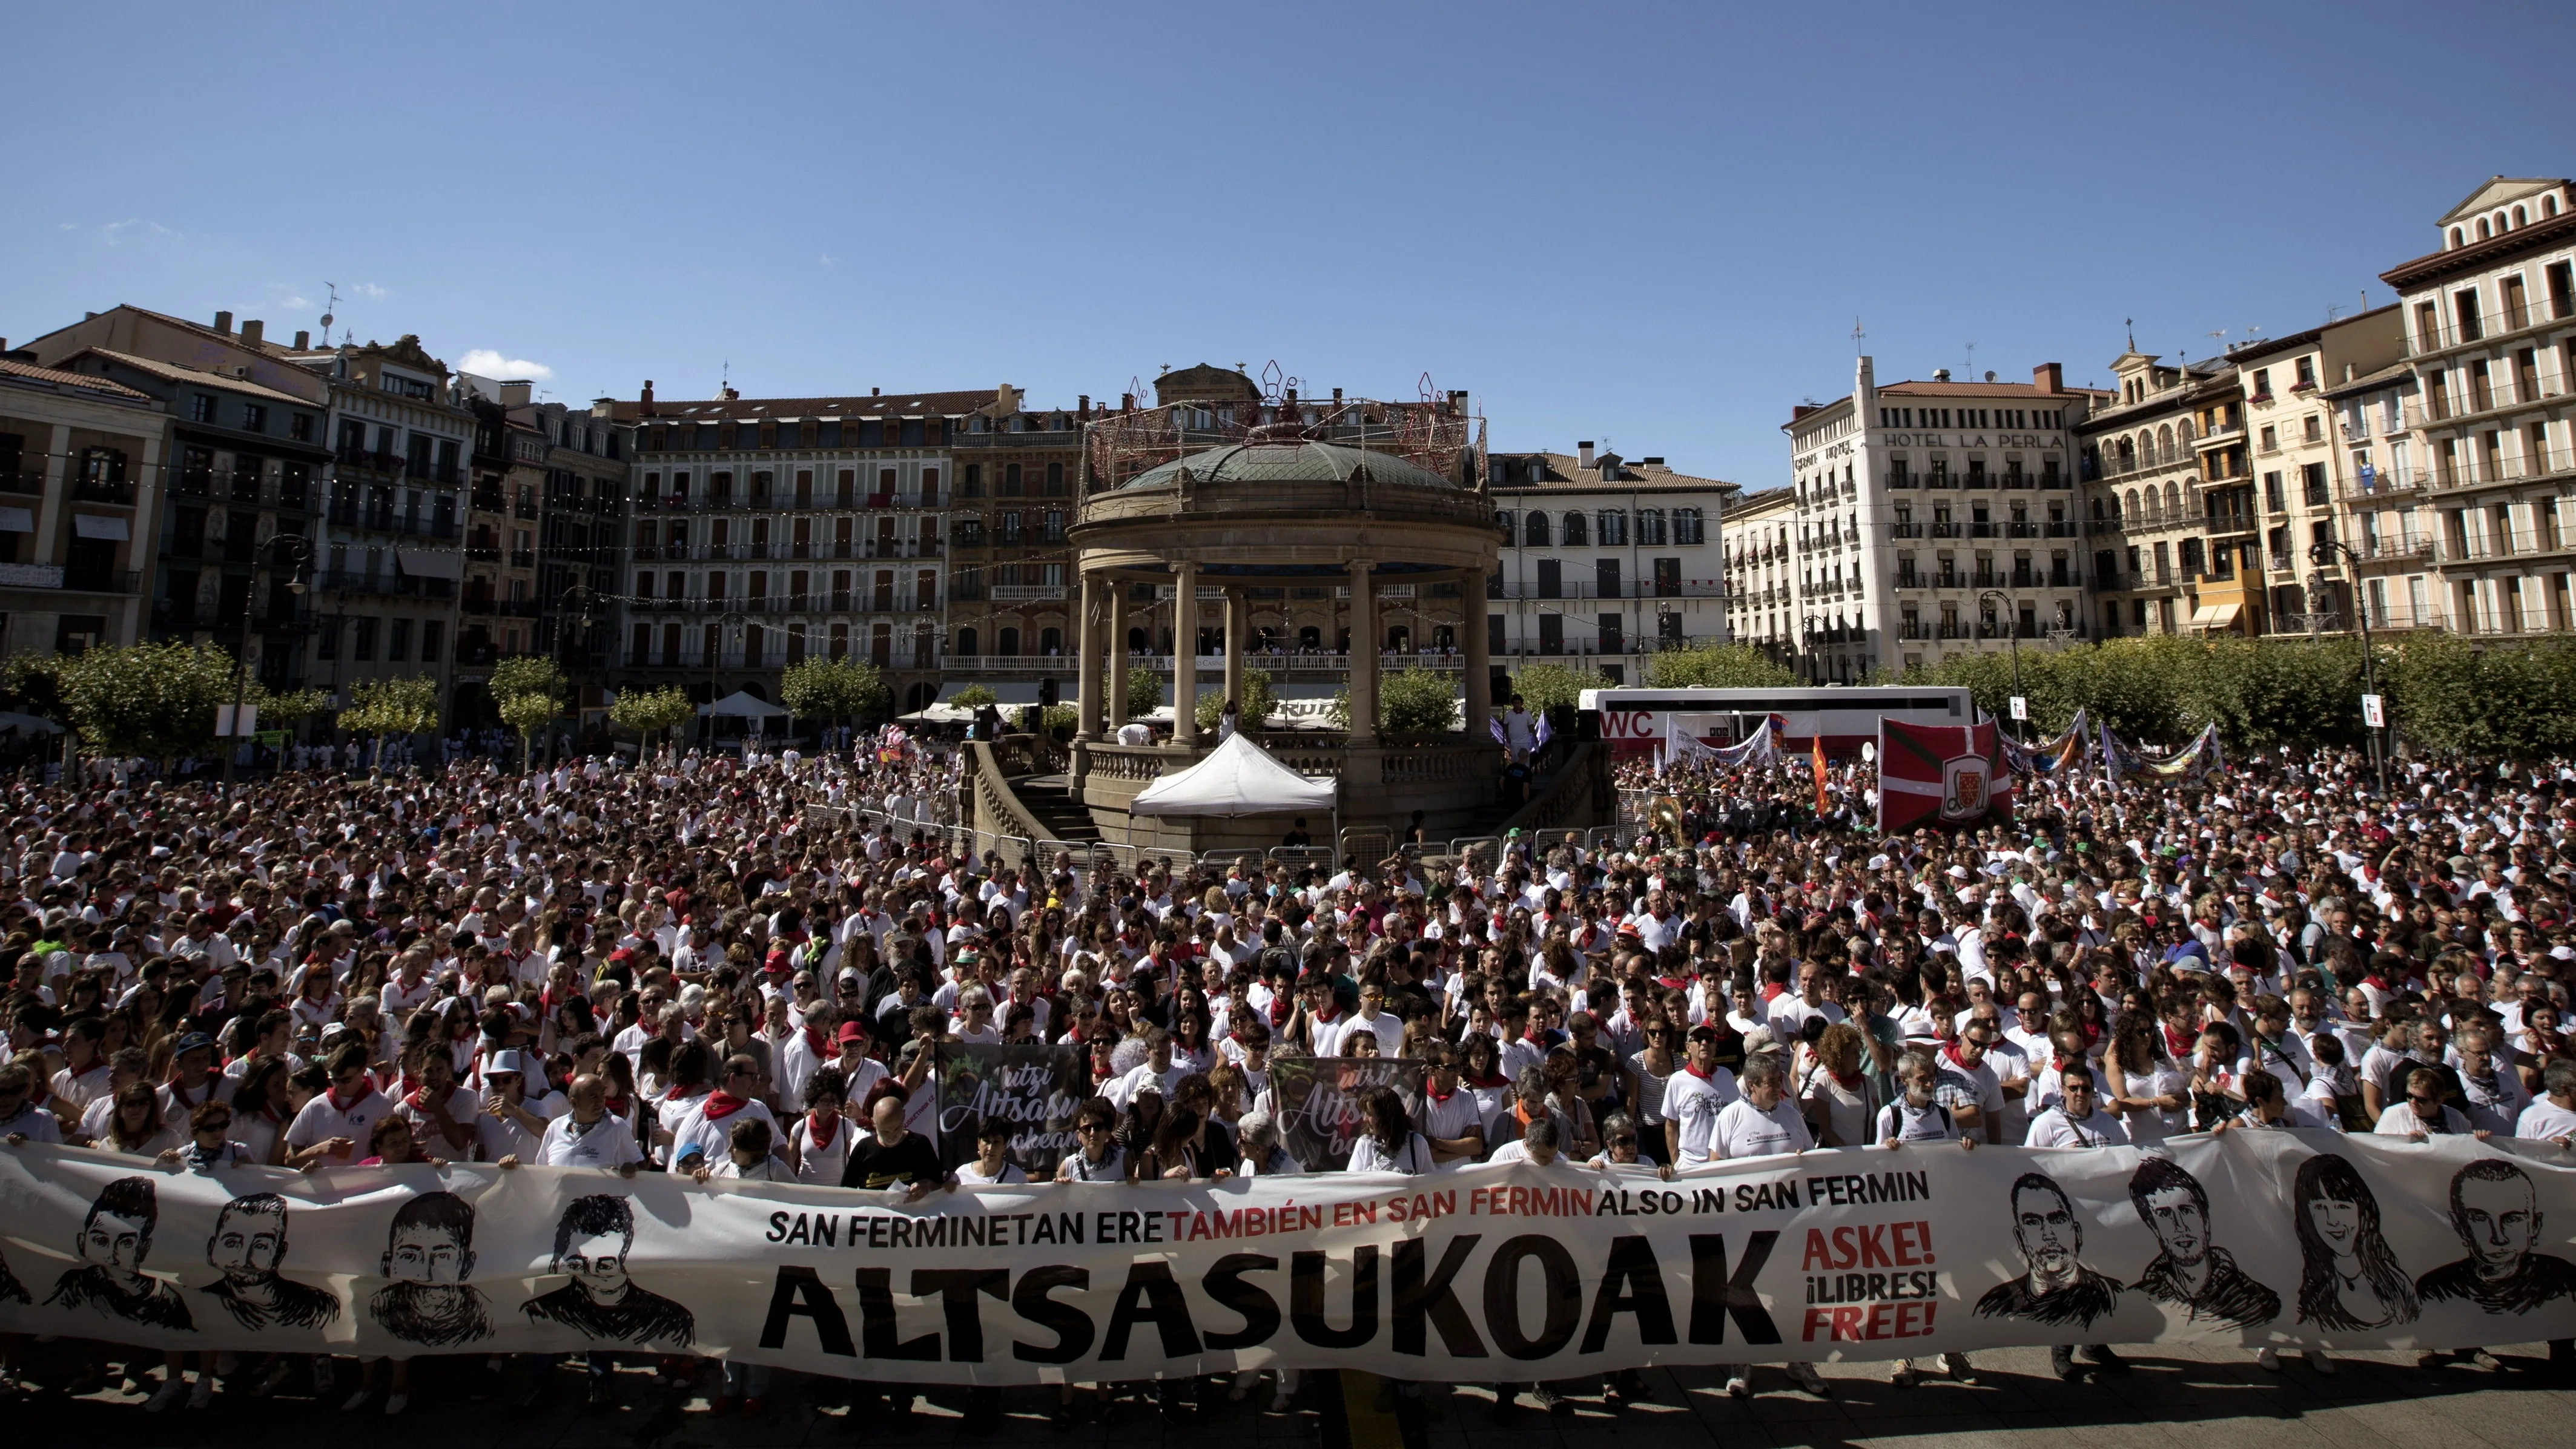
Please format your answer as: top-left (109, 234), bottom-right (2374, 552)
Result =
top-left (1127, 733), bottom-right (1337, 817)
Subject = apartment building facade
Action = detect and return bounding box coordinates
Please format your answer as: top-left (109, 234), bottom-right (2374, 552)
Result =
top-left (1719, 486), bottom-right (1797, 667)
top-left (1486, 443), bottom-right (1732, 685)
top-left (943, 383), bottom-right (1086, 708)
top-left (515, 395), bottom-right (629, 717)
top-left (0, 355), bottom-right (165, 654)
top-left (2381, 176), bottom-right (2576, 636)
top-left (1778, 357), bottom-right (2099, 681)
top-left (610, 382), bottom-right (969, 715)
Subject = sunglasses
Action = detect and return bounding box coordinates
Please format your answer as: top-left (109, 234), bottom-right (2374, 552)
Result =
top-left (1607, 1135), bottom-right (1638, 1147)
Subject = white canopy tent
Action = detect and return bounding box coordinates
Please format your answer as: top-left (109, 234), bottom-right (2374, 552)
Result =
top-left (699, 690), bottom-right (789, 718)
top-left (1128, 733), bottom-right (1336, 818)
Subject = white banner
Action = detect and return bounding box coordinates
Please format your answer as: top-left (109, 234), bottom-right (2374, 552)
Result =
top-left (4, 1131), bottom-right (2572, 1381)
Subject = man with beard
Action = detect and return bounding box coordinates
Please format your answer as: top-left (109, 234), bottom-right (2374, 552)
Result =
top-left (2125, 1157), bottom-right (2284, 1361)
top-left (46, 1174), bottom-right (193, 1330)
top-left (368, 1190), bottom-right (492, 1348)
top-left (1976, 1171), bottom-right (2126, 1380)
top-left (201, 1192), bottom-right (342, 1330)
top-left (520, 1193), bottom-right (695, 1348)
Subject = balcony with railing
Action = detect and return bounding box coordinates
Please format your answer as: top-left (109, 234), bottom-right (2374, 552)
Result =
top-left (2205, 509), bottom-right (2258, 536)
top-left (2406, 295), bottom-right (2576, 358)
top-left (319, 569), bottom-right (455, 598)
top-left (0, 470), bottom-right (41, 497)
top-left (71, 476), bottom-right (138, 506)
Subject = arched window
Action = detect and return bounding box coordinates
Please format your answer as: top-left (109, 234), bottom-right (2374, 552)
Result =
top-left (2116, 437), bottom-right (2135, 469)
top-left (1562, 511), bottom-right (1588, 547)
top-left (2478, 217), bottom-right (2491, 240)
top-left (998, 626), bottom-right (1020, 656)
top-left (2176, 417), bottom-right (2195, 445)
top-left (2547, 196), bottom-right (2561, 219)
top-left (2125, 489), bottom-right (2141, 523)
top-left (2450, 226), bottom-right (2466, 248)
top-left (2156, 424), bottom-right (2174, 463)
top-left (1524, 512), bottom-right (1550, 546)
top-left (1385, 625), bottom-right (1410, 652)
top-left (2512, 205), bottom-right (2528, 228)
top-left (1127, 626), bottom-right (1148, 653)
top-left (956, 627), bottom-right (978, 656)
top-left (1298, 625), bottom-right (1321, 650)
top-left (1040, 627), bottom-right (1062, 654)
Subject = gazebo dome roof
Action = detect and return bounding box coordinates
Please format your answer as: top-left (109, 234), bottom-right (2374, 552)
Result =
top-left (1120, 439), bottom-right (1459, 493)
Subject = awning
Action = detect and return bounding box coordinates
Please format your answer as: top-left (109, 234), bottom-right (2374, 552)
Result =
top-left (701, 689), bottom-right (788, 718)
top-left (0, 508), bottom-right (32, 533)
top-left (1129, 734), bottom-right (1339, 818)
top-left (398, 548), bottom-right (463, 581)
top-left (2188, 602), bottom-right (2242, 630)
top-left (72, 513), bottom-right (128, 541)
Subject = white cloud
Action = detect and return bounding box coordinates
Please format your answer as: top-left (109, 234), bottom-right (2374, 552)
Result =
top-left (100, 218), bottom-right (179, 246)
top-left (352, 282), bottom-right (390, 300)
top-left (819, 253), bottom-right (836, 265)
top-left (460, 349), bottom-right (554, 381)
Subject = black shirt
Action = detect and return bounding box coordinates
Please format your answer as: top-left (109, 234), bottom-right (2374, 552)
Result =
top-left (840, 1130), bottom-right (945, 1192)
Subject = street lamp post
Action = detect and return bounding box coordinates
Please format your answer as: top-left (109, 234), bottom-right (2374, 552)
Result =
top-left (1800, 613), bottom-right (1819, 684)
top-left (1978, 587), bottom-right (2026, 742)
top-left (557, 581), bottom-right (596, 764)
top-left (223, 533), bottom-right (314, 785)
top-left (2307, 540), bottom-right (2388, 797)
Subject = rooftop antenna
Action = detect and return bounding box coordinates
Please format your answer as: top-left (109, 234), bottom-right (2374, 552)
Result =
top-left (319, 282), bottom-right (339, 340)
top-left (2125, 317), bottom-right (2135, 351)
top-left (1849, 317), bottom-right (1865, 353)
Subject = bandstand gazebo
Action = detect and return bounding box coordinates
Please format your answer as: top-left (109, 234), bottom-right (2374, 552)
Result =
top-left (1062, 434), bottom-right (1504, 853)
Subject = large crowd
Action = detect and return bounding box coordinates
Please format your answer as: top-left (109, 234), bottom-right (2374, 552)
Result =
top-left (0, 725), bottom-right (2569, 1426)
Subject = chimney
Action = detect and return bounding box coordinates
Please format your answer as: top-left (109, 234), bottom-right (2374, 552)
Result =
top-left (1120, 392), bottom-right (1135, 411)
top-left (213, 311), bottom-right (233, 335)
top-left (239, 319), bottom-right (264, 348)
top-left (721, 385), bottom-right (739, 401)
top-left (2033, 362), bottom-right (2063, 393)
top-left (639, 380), bottom-right (655, 416)
top-left (871, 386), bottom-right (881, 397)
top-left (293, 329), bottom-right (310, 349)
top-left (1932, 368), bottom-right (1951, 382)
top-left (1077, 394), bottom-right (1089, 418)
top-left (1578, 441), bottom-right (1596, 469)
top-left (501, 379), bottom-right (534, 408)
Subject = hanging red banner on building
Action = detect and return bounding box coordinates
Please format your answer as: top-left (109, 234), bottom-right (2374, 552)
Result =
top-left (1877, 716), bottom-right (2012, 832)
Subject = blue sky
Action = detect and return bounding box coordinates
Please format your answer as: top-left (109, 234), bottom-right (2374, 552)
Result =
top-left (7, 2), bottom-right (2572, 484)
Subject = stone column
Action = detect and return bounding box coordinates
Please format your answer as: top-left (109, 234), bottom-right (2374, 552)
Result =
top-left (1074, 571), bottom-right (1101, 741)
top-left (1107, 581), bottom-right (1131, 727)
top-left (1346, 558), bottom-right (1377, 744)
top-left (1222, 586), bottom-right (1245, 720)
top-left (1172, 562), bottom-right (1200, 747)
top-left (1461, 566), bottom-right (1492, 740)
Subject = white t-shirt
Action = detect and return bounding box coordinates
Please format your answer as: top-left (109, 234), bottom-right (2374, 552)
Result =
top-left (2024, 1106), bottom-right (2130, 1150)
top-left (665, 1097), bottom-right (782, 1171)
top-left (285, 1087), bottom-right (392, 1166)
top-left (535, 1112), bottom-right (646, 1170)
top-left (956, 1158), bottom-right (1030, 1185)
top-left (1663, 1066), bottom-right (1740, 1167)
top-left (1872, 1098), bottom-right (1957, 1144)
top-left (2514, 1097), bottom-right (2576, 1143)
top-left (475, 1091), bottom-right (569, 1163)
top-left (1346, 1131), bottom-right (1434, 1175)
top-left (789, 1113), bottom-right (853, 1186)
top-left (1713, 1097), bottom-right (1814, 1160)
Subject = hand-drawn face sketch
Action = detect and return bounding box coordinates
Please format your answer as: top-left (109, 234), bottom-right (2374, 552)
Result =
top-left (202, 1192), bottom-right (342, 1331)
top-left (2291, 1153), bottom-right (2419, 1332)
top-left (1975, 1170), bottom-right (2124, 1329)
top-left (366, 1190), bottom-right (492, 1347)
top-left (2127, 1155), bottom-right (2279, 1329)
top-left (46, 1175), bottom-right (194, 1330)
top-left (2416, 1158), bottom-right (2576, 1315)
top-left (518, 1194), bottom-right (694, 1348)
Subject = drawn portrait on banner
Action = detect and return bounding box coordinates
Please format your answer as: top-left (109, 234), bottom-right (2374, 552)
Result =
top-left (1975, 1171), bottom-right (2124, 1329)
top-left (0, 1248), bottom-right (27, 1305)
top-left (202, 1192), bottom-right (341, 1331)
top-left (2291, 1153), bottom-right (2419, 1331)
top-left (368, 1190), bottom-right (492, 1347)
top-left (45, 1174), bottom-right (194, 1330)
top-left (2126, 1156), bottom-right (2279, 1328)
top-left (519, 1194), bottom-right (694, 1348)
top-left (2415, 1159), bottom-right (2576, 1315)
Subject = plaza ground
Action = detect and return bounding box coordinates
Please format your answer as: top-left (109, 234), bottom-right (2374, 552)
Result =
top-left (23, 1339), bottom-right (2571, 1448)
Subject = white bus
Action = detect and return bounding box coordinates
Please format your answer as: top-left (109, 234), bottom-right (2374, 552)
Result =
top-left (1577, 684), bottom-right (1975, 759)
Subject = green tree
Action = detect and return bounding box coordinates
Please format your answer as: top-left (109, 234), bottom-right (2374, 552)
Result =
top-left (1507, 662), bottom-right (1607, 715)
top-left (779, 656), bottom-right (890, 727)
top-left (338, 676), bottom-right (441, 760)
top-left (1126, 668), bottom-right (1163, 721)
top-left (43, 641), bottom-right (241, 766)
top-left (1377, 668), bottom-right (1459, 733)
top-left (253, 687), bottom-right (331, 726)
top-left (487, 654), bottom-right (569, 768)
top-left (1644, 642), bottom-right (1797, 690)
top-left (948, 684), bottom-right (997, 710)
top-left (609, 685), bottom-right (696, 750)
top-left (1194, 670), bottom-right (1277, 732)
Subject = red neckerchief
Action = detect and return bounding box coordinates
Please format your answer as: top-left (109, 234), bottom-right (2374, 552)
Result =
top-left (327, 1081), bottom-right (371, 1113)
top-left (1467, 1070), bottom-right (1510, 1089)
top-left (1830, 1066), bottom-right (1866, 1090)
top-left (702, 1090), bottom-right (750, 1121)
top-left (1427, 1081), bottom-right (1457, 1103)
top-left (803, 1023), bottom-right (830, 1059)
top-left (805, 1109), bottom-right (841, 1150)
top-left (1685, 1063), bottom-right (1719, 1083)
top-left (1941, 1042), bottom-right (1977, 1073)
top-left (406, 1081), bottom-right (449, 1112)
top-left (1267, 996), bottom-right (1292, 1026)
top-left (2162, 1025), bottom-right (2194, 1059)
top-left (1312, 1002), bottom-right (1339, 1025)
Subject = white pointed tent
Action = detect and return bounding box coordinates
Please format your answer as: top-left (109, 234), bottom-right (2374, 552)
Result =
top-left (1128, 733), bottom-right (1336, 817)
top-left (700, 690), bottom-right (788, 718)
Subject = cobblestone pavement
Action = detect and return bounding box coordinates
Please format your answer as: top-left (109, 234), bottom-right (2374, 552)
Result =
top-left (19, 1340), bottom-right (2572, 1448)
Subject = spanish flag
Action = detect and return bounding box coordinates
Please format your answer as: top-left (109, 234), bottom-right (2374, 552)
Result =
top-left (1811, 730), bottom-right (1829, 814)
